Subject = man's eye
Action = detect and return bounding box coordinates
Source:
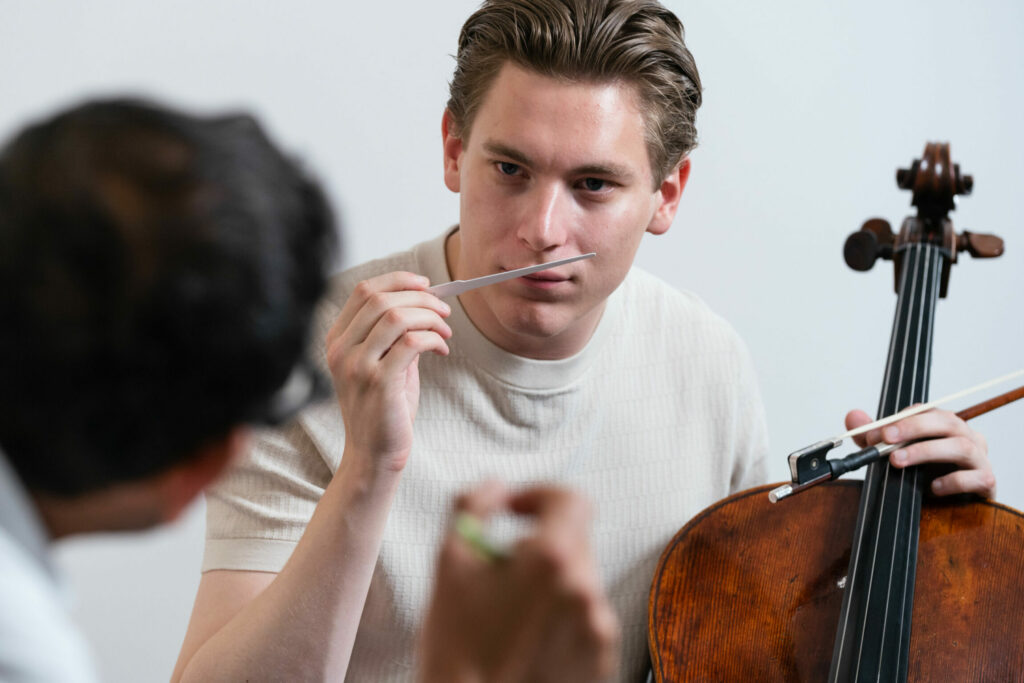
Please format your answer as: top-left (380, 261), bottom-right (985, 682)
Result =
top-left (582, 178), bottom-right (607, 192)
top-left (498, 161), bottom-right (521, 176)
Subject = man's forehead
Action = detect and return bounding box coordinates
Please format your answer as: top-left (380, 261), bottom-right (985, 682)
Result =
top-left (482, 61), bottom-right (642, 109)
top-left (468, 63), bottom-right (650, 179)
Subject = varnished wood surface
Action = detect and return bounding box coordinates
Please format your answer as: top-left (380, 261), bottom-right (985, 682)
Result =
top-left (648, 482), bottom-right (1024, 682)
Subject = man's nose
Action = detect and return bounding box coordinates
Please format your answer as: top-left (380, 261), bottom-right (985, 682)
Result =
top-left (517, 183), bottom-right (568, 252)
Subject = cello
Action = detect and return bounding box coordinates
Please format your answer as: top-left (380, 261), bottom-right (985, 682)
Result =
top-left (647, 143), bottom-right (1024, 681)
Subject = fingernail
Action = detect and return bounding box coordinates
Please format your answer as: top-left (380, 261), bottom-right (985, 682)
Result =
top-left (932, 479), bottom-right (944, 493)
top-left (419, 276), bottom-right (431, 287)
top-left (441, 302), bottom-right (451, 314)
top-left (892, 449), bottom-right (907, 465)
top-left (884, 426), bottom-right (900, 442)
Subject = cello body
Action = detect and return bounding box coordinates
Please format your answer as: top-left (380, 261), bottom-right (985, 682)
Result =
top-left (648, 144), bottom-right (1021, 681)
top-left (647, 482), bottom-right (1024, 681)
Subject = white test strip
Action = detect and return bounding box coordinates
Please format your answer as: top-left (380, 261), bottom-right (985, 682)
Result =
top-left (427, 253), bottom-right (596, 298)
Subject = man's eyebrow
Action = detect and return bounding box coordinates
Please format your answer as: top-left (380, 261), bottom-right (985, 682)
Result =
top-left (483, 140), bottom-right (635, 181)
top-left (483, 141), bottom-right (533, 167)
top-left (571, 162), bottom-right (635, 182)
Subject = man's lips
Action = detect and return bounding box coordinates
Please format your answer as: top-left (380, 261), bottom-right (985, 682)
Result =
top-left (515, 269), bottom-right (574, 289)
top-left (521, 269), bottom-right (571, 282)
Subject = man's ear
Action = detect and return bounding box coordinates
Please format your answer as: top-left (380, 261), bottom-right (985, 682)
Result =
top-left (441, 109), bottom-right (464, 193)
top-left (155, 427), bottom-right (248, 522)
top-left (646, 158), bottom-right (691, 236)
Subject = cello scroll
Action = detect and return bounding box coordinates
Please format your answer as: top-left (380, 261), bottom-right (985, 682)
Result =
top-left (844, 142), bottom-right (1003, 296)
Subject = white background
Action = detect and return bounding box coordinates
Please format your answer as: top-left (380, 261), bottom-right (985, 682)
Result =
top-left (2, 1), bottom-right (1022, 680)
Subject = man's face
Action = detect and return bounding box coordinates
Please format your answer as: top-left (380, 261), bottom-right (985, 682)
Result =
top-left (443, 62), bottom-right (688, 360)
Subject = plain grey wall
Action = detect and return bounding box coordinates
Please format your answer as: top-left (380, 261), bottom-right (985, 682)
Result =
top-left (2, 1), bottom-right (1022, 680)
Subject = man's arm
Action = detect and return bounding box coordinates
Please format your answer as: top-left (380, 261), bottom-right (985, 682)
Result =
top-left (172, 271), bottom-right (451, 681)
top-left (418, 483), bottom-right (620, 683)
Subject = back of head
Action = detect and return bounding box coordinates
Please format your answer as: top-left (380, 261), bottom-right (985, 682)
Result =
top-left (447, 0), bottom-right (703, 185)
top-left (0, 99), bottom-right (335, 496)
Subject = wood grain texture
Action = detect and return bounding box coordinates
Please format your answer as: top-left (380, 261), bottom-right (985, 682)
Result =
top-left (648, 482), bottom-right (1024, 682)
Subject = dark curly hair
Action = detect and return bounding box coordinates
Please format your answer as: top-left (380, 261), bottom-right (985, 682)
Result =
top-left (0, 99), bottom-right (336, 496)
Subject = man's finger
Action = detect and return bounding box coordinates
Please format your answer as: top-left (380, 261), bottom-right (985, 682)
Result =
top-left (329, 271), bottom-right (434, 341)
top-left (360, 308), bottom-right (452, 362)
top-left (335, 290), bottom-right (450, 351)
top-left (881, 408), bottom-right (972, 445)
top-left (377, 330), bottom-right (451, 376)
top-left (931, 468), bottom-right (997, 498)
top-left (452, 480), bottom-right (509, 520)
top-left (509, 487), bottom-right (591, 523)
top-left (346, 290), bottom-right (451, 345)
top-left (888, 435), bottom-right (980, 469)
top-left (509, 487), bottom-right (593, 550)
top-left (845, 409), bottom-right (875, 447)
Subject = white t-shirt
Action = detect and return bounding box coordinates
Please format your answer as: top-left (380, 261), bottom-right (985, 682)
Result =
top-left (0, 453), bottom-right (97, 683)
top-left (204, 229), bottom-right (769, 682)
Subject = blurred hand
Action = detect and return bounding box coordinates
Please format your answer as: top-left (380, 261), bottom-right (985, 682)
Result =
top-left (419, 482), bottom-right (620, 683)
top-left (845, 407), bottom-right (994, 498)
top-left (325, 271), bottom-right (451, 472)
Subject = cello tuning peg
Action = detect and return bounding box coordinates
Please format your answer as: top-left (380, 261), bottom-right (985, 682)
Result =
top-left (957, 231), bottom-right (1004, 258)
top-left (896, 161), bottom-right (920, 190)
top-left (844, 218), bottom-right (894, 271)
top-left (953, 165), bottom-right (973, 196)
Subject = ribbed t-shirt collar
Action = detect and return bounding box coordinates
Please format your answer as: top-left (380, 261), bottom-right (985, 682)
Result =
top-left (415, 228), bottom-right (620, 391)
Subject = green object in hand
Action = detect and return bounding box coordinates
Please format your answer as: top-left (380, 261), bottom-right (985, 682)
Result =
top-left (454, 512), bottom-right (506, 562)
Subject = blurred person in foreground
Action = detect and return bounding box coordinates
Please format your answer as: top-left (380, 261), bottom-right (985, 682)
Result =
top-left (0, 98), bottom-right (614, 682)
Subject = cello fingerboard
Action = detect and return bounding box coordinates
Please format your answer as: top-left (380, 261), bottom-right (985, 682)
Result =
top-left (828, 242), bottom-right (944, 683)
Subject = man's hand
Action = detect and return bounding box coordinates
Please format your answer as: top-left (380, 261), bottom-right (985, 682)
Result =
top-left (845, 408), bottom-right (995, 498)
top-left (418, 482), bottom-right (620, 683)
top-left (325, 271), bottom-right (451, 472)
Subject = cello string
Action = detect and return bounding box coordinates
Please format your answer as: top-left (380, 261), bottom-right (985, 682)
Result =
top-left (836, 240), bottom-right (917, 680)
top-left (902, 248), bottom-right (942, 673)
top-left (898, 243), bottom-right (939, 676)
top-left (892, 243), bottom-right (934, 677)
top-left (859, 241), bottom-right (929, 680)
top-left (871, 243), bottom-right (939, 680)
top-left (869, 243), bottom-right (921, 677)
top-left (879, 242), bottom-right (928, 677)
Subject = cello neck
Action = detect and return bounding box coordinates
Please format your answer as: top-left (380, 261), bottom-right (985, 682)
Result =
top-left (828, 241), bottom-right (945, 682)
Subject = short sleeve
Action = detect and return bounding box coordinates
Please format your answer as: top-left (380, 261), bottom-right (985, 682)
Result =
top-left (202, 419), bottom-right (333, 573)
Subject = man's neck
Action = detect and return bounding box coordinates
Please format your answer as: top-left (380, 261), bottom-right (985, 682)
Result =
top-left (33, 484), bottom-right (164, 540)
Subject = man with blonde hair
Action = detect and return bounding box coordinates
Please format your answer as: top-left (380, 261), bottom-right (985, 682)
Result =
top-left (177, 1), bottom-right (995, 680)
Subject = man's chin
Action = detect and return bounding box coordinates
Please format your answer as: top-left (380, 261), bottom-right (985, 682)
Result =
top-left (492, 306), bottom-right (595, 359)
top-left (497, 305), bottom-right (569, 339)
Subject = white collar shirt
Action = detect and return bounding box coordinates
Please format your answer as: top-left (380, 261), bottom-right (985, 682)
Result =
top-left (0, 450), bottom-right (97, 683)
